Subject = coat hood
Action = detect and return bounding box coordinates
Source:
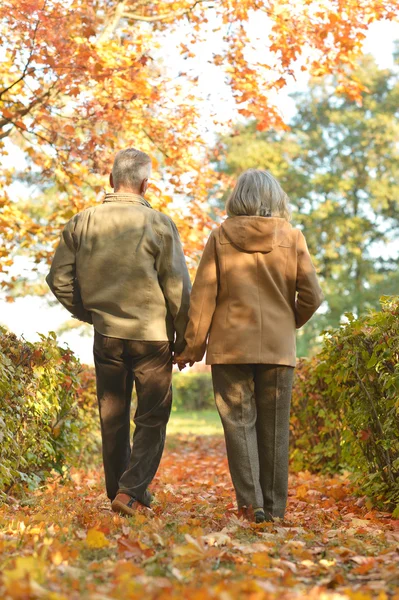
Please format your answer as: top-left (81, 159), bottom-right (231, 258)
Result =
top-left (220, 216), bottom-right (292, 252)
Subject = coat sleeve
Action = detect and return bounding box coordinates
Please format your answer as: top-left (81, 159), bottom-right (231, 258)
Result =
top-left (182, 231), bottom-right (219, 362)
top-left (154, 216), bottom-right (192, 354)
top-left (46, 217), bottom-right (92, 324)
top-left (295, 230), bottom-right (324, 328)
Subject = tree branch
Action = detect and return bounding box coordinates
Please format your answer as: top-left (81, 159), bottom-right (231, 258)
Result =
top-left (98, 0), bottom-right (211, 42)
top-left (97, 0), bottom-right (128, 43)
top-left (123, 9), bottom-right (187, 22)
top-left (0, 10), bottom-right (41, 99)
top-left (0, 89), bottom-right (53, 139)
top-left (0, 69), bottom-right (36, 100)
top-left (141, 128), bottom-right (170, 159)
top-left (16, 125), bottom-right (54, 147)
top-left (124, 0), bottom-right (211, 22)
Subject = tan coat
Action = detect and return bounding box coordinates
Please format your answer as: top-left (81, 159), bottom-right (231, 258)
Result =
top-left (182, 216), bottom-right (323, 367)
top-left (46, 193), bottom-right (191, 353)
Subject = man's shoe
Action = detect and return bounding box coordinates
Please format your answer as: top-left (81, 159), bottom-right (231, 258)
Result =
top-left (111, 493), bottom-right (137, 517)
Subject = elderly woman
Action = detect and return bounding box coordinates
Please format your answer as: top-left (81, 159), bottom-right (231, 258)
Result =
top-left (176, 169), bottom-right (323, 523)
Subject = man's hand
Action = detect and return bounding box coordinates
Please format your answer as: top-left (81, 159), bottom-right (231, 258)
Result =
top-left (173, 353), bottom-right (195, 371)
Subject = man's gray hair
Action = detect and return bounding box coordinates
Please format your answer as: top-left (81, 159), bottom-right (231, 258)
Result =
top-left (112, 148), bottom-right (152, 191)
top-left (226, 169), bottom-right (291, 221)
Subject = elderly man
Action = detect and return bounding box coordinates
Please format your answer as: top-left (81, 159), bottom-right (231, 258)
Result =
top-left (46, 148), bottom-right (191, 516)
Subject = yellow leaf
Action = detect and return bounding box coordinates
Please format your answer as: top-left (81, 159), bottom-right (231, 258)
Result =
top-left (47, 594), bottom-right (69, 600)
top-left (351, 518), bottom-right (370, 528)
top-left (114, 561), bottom-right (143, 579)
top-left (202, 531), bottom-right (231, 546)
top-left (252, 551), bottom-right (271, 567)
top-left (133, 513), bottom-right (147, 525)
top-left (296, 484), bottom-right (308, 499)
top-left (173, 536), bottom-right (206, 565)
top-left (51, 550), bottom-right (64, 565)
top-left (31, 513), bottom-right (48, 522)
top-left (85, 528), bottom-right (110, 549)
top-left (319, 558), bottom-right (336, 568)
top-left (3, 556), bottom-right (46, 584)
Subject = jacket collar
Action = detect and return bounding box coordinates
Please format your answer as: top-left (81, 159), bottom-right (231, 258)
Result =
top-left (103, 192), bottom-right (151, 208)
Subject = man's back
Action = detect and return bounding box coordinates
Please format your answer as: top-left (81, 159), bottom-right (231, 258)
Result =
top-left (47, 192), bottom-right (191, 352)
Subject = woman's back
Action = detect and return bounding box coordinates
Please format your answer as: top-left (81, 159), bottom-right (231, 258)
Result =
top-left (216, 215), bottom-right (296, 311)
top-left (181, 168), bottom-right (323, 367)
top-left (208, 216), bottom-right (298, 365)
top-left (183, 215), bottom-right (322, 367)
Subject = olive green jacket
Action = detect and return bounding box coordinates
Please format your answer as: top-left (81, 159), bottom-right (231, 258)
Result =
top-left (46, 193), bottom-right (191, 353)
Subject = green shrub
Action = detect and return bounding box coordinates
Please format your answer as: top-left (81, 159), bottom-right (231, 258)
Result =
top-left (0, 328), bottom-right (99, 497)
top-left (291, 296), bottom-right (399, 511)
top-left (73, 366), bottom-right (101, 463)
top-left (172, 371), bottom-right (214, 411)
top-left (290, 356), bottom-right (344, 473)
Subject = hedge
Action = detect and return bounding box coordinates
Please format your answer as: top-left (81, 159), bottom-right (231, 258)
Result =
top-left (0, 328), bottom-right (215, 496)
top-left (171, 297), bottom-right (399, 510)
top-left (290, 296), bottom-right (399, 512)
top-left (0, 328), bottom-right (99, 497)
top-left (172, 372), bottom-right (214, 411)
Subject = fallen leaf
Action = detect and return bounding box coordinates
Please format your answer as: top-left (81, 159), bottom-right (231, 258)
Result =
top-left (85, 528), bottom-right (110, 549)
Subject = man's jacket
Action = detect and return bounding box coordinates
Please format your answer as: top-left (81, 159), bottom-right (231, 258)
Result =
top-left (46, 193), bottom-right (191, 353)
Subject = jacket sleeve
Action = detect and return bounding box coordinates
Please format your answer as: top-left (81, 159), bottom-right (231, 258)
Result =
top-left (295, 229), bottom-right (324, 328)
top-left (182, 231), bottom-right (219, 362)
top-left (154, 216), bottom-right (192, 354)
top-left (46, 217), bottom-right (92, 324)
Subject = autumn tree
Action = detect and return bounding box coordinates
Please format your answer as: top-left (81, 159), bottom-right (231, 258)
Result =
top-left (215, 52), bottom-right (399, 355)
top-left (1, 0), bottom-right (399, 289)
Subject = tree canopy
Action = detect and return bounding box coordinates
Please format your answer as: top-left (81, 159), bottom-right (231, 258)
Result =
top-left (1, 0), bottom-right (398, 288)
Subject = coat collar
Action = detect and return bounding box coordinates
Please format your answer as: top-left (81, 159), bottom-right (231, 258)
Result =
top-left (103, 192), bottom-right (151, 208)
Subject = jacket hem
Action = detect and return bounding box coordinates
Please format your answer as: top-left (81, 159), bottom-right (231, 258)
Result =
top-left (206, 354), bottom-right (296, 367)
top-left (93, 323), bottom-right (173, 343)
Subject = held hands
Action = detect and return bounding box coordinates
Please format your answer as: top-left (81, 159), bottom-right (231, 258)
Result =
top-left (173, 353), bottom-right (195, 371)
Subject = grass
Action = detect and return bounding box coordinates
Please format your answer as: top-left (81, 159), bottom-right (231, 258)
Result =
top-left (167, 409), bottom-right (223, 436)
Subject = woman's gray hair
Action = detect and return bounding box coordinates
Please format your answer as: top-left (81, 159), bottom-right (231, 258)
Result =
top-left (112, 148), bottom-right (152, 190)
top-left (226, 169), bottom-right (291, 221)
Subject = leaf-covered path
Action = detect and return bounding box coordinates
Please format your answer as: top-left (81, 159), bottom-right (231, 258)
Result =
top-left (1, 436), bottom-right (399, 600)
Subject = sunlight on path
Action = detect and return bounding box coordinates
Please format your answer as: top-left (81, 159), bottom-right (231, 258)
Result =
top-left (167, 410), bottom-right (223, 436)
top-left (1, 436), bottom-right (398, 599)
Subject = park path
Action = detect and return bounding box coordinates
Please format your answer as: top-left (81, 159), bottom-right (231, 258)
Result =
top-left (1, 435), bottom-right (399, 599)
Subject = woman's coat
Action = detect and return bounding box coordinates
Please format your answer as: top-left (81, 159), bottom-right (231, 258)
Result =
top-left (183, 216), bottom-right (323, 367)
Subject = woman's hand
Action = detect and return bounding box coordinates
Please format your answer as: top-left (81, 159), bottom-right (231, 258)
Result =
top-left (173, 353), bottom-right (195, 371)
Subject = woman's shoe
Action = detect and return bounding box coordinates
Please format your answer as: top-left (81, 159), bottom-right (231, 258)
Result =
top-left (254, 508), bottom-right (266, 523)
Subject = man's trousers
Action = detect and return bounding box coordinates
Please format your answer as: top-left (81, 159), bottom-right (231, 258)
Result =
top-left (93, 331), bottom-right (172, 504)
